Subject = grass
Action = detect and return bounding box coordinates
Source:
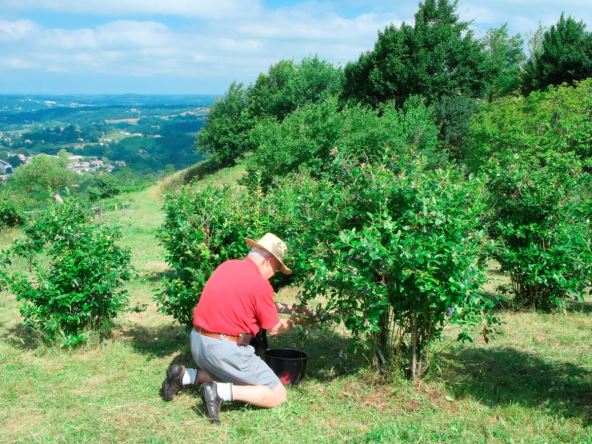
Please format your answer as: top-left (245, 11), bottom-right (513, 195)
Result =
top-left (0, 166), bottom-right (591, 443)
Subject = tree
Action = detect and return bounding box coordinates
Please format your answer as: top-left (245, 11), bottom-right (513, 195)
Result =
top-left (482, 24), bottom-right (526, 100)
top-left (197, 57), bottom-right (342, 167)
top-left (7, 154), bottom-right (24, 168)
top-left (248, 60), bottom-right (298, 120)
top-left (195, 82), bottom-right (253, 167)
top-left (434, 95), bottom-right (478, 161)
top-left (7, 154), bottom-right (78, 196)
top-left (249, 57), bottom-right (343, 121)
top-left (522, 14), bottom-right (592, 94)
top-left (342, 0), bottom-right (491, 107)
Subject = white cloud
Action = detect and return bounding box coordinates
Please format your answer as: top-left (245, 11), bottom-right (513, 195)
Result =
top-left (461, 1), bottom-right (592, 35)
top-left (237, 11), bottom-right (398, 40)
top-left (0, 5), bottom-right (403, 81)
top-left (0, 19), bottom-right (37, 41)
top-left (95, 21), bottom-right (172, 48)
top-left (0, 56), bottom-right (38, 69)
top-left (0, 0), bottom-right (590, 93)
top-left (1, 0), bottom-right (264, 19)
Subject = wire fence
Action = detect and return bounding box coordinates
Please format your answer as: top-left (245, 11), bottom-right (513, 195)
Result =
top-left (24, 200), bottom-right (133, 219)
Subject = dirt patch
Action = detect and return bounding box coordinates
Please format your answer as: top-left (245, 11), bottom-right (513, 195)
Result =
top-left (415, 383), bottom-right (458, 413)
top-left (360, 389), bottom-right (392, 410)
top-left (404, 399), bottom-right (421, 411)
top-left (143, 261), bottom-right (169, 274)
top-left (336, 380), bottom-right (394, 411)
top-left (0, 407), bottom-right (46, 442)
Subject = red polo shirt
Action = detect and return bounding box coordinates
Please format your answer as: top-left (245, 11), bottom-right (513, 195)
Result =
top-left (193, 258), bottom-right (279, 336)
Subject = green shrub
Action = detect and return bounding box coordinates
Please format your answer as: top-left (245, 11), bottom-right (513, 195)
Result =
top-left (246, 96), bottom-right (441, 189)
top-left (80, 174), bottom-right (122, 201)
top-left (0, 199), bottom-right (131, 346)
top-left (467, 79), bottom-right (592, 170)
top-left (290, 159), bottom-right (494, 380)
top-left (468, 80), bottom-right (592, 309)
top-left (160, 156), bottom-right (494, 380)
top-left (486, 151), bottom-right (591, 310)
top-left (156, 185), bottom-right (272, 326)
top-left (159, 103), bottom-right (493, 380)
top-left (0, 192), bottom-right (25, 228)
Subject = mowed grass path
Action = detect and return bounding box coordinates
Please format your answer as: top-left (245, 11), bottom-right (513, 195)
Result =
top-left (0, 167), bottom-right (591, 443)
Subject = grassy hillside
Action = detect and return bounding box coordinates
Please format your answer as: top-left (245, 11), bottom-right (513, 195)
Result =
top-left (0, 165), bottom-right (590, 443)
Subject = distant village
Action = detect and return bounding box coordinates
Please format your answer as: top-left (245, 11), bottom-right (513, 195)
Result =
top-left (65, 154), bottom-right (127, 174)
top-left (0, 153), bottom-right (126, 181)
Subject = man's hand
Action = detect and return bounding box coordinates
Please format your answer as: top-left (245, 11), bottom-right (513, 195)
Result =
top-left (290, 311), bottom-right (316, 328)
top-left (293, 305), bottom-right (312, 316)
top-left (267, 318), bottom-right (293, 336)
top-left (275, 302), bottom-right (312, 316)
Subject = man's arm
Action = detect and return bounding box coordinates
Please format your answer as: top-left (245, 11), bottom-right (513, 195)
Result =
top-left (267, 318), bottom-right (292, 336)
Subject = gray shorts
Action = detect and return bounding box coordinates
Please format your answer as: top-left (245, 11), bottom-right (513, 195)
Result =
top-left (190, 329), bottom-right (280, 389)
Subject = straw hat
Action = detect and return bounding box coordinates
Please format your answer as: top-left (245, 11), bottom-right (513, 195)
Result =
top-left (245, 233), bottom-right (292, 275)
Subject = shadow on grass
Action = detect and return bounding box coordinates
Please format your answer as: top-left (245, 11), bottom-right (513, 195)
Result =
top-left (181, 158), bottom-right (223, 184)
top-left (481, 289), bottom-right (592, 315)
top-left (480, 290), bottom-right (514, 311)
top-left (441, 346), bottom-right (592, 424)
top-left (267, 327), bottom-right (368, 383)
top-left (566, 299), bottom-right (592, 314)
top-left (130, 322), bottom-right (367, 384)
top-left (2, 323), bottom-right (44, 350)
top-left (141, 269), bottom-right (175, 283)
top-left (119, 323), bottom-right (190, 358)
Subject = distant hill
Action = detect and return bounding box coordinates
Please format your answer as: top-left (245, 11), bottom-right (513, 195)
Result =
top-left (0, 94), bottom-right (217, 174)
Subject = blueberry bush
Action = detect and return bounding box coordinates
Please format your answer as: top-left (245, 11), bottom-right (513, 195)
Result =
top-left (0, 199), bottom-right (131, 346)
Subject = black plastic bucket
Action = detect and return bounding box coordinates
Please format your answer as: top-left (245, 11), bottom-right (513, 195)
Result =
top-left (264, 348), bottom-right (309, 385)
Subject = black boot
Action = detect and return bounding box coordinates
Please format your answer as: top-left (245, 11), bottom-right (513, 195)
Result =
top-left (161, 364), bottom-right (185, 401)
top-left (200, 382), bottom-right (223, 424)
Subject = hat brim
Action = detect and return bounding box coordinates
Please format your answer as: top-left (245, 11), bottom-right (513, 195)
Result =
top-left (245, 238), bottom-right (293, 275)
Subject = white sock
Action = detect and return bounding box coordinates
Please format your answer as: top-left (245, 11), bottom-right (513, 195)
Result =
top-left (215, 382), bottom-right (233, 401)
top-left (182, 368), bottom-right (198, 385)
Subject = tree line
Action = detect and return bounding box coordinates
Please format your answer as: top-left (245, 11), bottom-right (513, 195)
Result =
top-left (197, 2), bottom-right (592, 169)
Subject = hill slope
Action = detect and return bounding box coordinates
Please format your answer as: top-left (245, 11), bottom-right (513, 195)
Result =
top-left (0, 166), bottom-right (590, 443)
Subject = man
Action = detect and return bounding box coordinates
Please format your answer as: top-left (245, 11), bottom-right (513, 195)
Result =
top-left (161, 233), bottom-right (296, 423)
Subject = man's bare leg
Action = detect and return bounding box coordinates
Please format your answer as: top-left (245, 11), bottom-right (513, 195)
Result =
top-left (231, 383), bottom-right (287, 408)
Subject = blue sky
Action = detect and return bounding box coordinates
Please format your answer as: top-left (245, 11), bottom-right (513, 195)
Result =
top-left (1, 0), bottom-right (591, 95)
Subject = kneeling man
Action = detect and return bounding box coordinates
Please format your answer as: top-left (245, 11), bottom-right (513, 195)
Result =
top-left (162, 233), bottom-right (294, 423)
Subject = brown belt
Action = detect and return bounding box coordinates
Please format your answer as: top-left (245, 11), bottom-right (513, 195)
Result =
top-left (194, 327), bottom-right (241, 344)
